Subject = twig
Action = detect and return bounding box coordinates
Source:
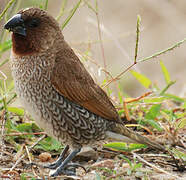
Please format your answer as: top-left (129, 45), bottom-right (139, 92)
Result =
top-left (126, 124), bottom-right (153, 135)
top-left (25, 145), bottom-right (38, 178)
top-left (125, 91), bottom-right (152, 103)
top-left (10, 134), bottom-right (46, 171)
top-left (173, 108), bottom-right (185, 113)
top-left (5, 132), bottom-right (46, 136)
top-left (123, 101), bottom-right (131, 121)
top-left (103, 63), bottom-right (136, 88)
top-left (134, 15), bottom-right (141, 64)
top-left (138, 38), bottom-right (186, 62)
top-left (102, 19), bottom-right (186, 88)
top-left (132, 152), bottom-right (181, 179)
top-left (95, 1), bottom-right (107, 78)
top-left (0, 110), bottom-right (6, 159)
top-left (140, 153), bottom-right (171, 158)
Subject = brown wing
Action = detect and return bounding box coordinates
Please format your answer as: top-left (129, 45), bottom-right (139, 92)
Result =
top-left (51, 42), bottom-right (120, 122)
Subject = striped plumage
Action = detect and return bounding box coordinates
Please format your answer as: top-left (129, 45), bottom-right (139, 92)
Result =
top-left (5, 8), bottom-right (166, 177)
top-left (11, 53), bottom-right (115, 149)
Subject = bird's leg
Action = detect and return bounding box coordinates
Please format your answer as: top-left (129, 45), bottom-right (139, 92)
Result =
top-left (44, 145), bottom-right (69, 169)
top-left (50, 148), bottom-right (82, 177)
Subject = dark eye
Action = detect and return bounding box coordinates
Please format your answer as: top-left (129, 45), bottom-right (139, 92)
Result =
top-left (27, 18), bottom-right (40, 28)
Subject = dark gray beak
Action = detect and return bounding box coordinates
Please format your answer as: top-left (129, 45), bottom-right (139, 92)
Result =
top-left (4, 14), bottom-right (26, 36)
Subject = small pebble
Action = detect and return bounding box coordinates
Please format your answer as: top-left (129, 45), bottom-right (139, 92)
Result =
top-left (39, 152), bottom-right (51, 162)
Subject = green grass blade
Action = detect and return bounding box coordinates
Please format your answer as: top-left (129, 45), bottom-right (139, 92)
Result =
top-left (145, 104), bottom-right (161, 120)
top-left (0, 59), bottom-right (9, 67)
top-left (44, 0), bottom-right (48, 10)
top-left (0, 0), bottom-right (16, 21)
top-left (145, 119), bottom-right (163, 131)
top-left (159, 81), bottom-right (176, 95)
top-left (130, 70), bottom-right (152, 88)
top-left (160, 60), bottom-right (171, 84)
top-left (104, 142), bottom-right (147, 152)
top-left (56, 0), bottom-right (67, 21)
top-left (145, 104), bottom-right (163, 131)
top-left (163, 93), bottom-right (185, 103)
top-left (61, 0), bottom-right (82, 30)
top-left (7, 107), bottom-right (24, 116)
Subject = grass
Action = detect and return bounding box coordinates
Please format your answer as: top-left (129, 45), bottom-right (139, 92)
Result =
top-left (0, 0), bottom-right (185, 179)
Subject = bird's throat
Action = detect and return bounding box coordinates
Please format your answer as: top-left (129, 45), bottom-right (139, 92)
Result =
top-left (12, 33), bottom-right (37, 56)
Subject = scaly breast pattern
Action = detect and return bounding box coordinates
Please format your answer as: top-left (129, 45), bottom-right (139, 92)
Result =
top-left (10, 53), bottom-right (113, 148)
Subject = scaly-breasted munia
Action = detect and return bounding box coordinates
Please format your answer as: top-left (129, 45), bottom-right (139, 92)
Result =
top-left (4, 8), bottom-right (165, 177)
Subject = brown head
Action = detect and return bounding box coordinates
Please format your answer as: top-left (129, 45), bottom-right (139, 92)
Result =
top-left (4, 8), bottom-right (63, 56)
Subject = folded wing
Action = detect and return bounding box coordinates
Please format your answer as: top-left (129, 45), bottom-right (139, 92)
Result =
top-left (51, 44), bottom-right (120, 122)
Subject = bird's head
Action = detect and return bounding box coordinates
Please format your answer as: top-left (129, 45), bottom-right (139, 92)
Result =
top-left (4, 8), bottom-right (62, 56)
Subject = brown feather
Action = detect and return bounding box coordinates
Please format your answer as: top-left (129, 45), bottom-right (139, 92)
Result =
top-left (51, 42), bottom-right (120, 122)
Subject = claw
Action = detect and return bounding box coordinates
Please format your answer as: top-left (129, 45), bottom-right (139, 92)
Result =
top-left (49, 148), bottom-right (82, 177)
top-left (66, 162), bottom-right (87, 172)
top-left (44, 145), bottom-right (69, 169)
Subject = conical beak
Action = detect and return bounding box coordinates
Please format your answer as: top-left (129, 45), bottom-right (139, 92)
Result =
top-left (4, 14), bottom-right (26, 36)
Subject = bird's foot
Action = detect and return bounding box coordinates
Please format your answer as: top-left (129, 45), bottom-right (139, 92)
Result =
top-left (44, 145), bottom-right (70, 169)
top-left (26, 146), bottom-right (86, 177)
top-left (49, 162), bottom-right (86, 177)
top-left (44, 146), bottom-right (85, 177)
top-left (43, 158), bottom-right (63, 170)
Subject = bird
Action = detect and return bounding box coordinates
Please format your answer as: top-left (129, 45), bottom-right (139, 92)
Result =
top-left (4, 7), bottom-right (166, 177)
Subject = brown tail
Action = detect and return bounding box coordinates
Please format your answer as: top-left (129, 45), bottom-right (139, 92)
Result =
top-left (112, 123), bottom-right (166, 151)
